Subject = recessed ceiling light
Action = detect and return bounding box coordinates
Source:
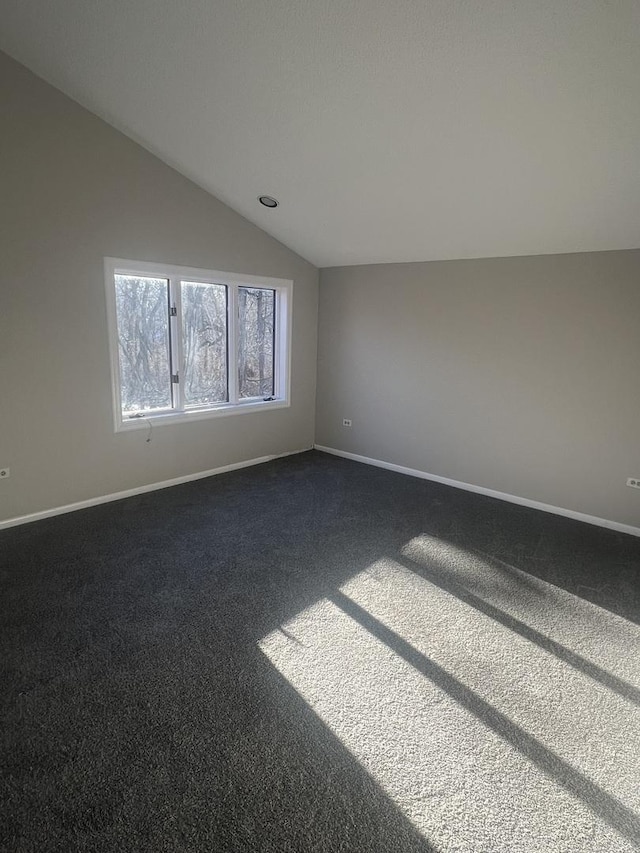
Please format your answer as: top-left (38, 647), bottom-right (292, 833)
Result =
top-left (258, 195), bottom-right (279, 208)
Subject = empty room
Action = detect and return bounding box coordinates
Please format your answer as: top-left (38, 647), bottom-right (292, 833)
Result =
top-left (1, 2), bottom-right (639, 851)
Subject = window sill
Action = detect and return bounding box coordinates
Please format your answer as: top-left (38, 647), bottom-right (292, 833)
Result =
top-left (115, 398), bottom-right (290, 432)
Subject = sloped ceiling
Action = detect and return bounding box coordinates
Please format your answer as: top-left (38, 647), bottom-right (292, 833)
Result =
top-left (1, 0), bottom-right (639, 267)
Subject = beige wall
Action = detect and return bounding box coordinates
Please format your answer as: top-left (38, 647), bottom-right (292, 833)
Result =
top-left (0, 52), bottom-right (318, 523)
top-left (316, 252), bottom-right (640, 528)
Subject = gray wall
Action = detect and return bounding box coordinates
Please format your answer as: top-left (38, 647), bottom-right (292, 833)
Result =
top-left (316, 252), bottom-right (640, 528)
top-left (2, 47), bottom-right (639, 531)
top-left (0, 51), bottom-right (318, 523)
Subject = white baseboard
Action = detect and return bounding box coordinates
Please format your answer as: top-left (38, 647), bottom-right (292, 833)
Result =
top-left (314, 444), bottom-right (640, 539)
top-left (0, 448), bottom-right (311, 531)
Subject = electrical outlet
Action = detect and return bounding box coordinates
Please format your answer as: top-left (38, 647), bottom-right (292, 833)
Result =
top-left (627, 478), bottom-right (640, 489)
top-left (342, 418), bottom-right (352, 427)
top-left (0, 467), bottom-right (10, 479)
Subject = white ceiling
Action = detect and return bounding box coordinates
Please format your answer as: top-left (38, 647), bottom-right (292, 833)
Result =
top-left (1, 0), bottom-right (640, 268)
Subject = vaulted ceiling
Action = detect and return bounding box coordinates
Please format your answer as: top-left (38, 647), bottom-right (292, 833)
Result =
top-left (1, 0), bottom-right (639, 267)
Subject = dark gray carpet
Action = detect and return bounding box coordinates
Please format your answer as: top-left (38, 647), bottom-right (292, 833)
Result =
top-left (1, 450), bottom-right (639, 852)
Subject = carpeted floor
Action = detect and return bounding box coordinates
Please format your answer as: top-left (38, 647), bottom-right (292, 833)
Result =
top-left (1, 450), bottom-right (639, 852)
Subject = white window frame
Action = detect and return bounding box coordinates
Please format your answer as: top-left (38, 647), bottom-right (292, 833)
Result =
top-left (104, 257), bottom-right (292, 432)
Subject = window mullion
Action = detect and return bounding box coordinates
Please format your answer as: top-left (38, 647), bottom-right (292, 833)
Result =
top-left (171, 276), bottom-right (185, 412)
top-left (275, 288), bottom-right (287, 401)
top-left (227, 284), bottom-right (238, 405)
top-left (273, 290), bottom-right (280, 399)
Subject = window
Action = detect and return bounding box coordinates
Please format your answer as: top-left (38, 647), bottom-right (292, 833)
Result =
top-left (105, 258), bottom-right (292, 430)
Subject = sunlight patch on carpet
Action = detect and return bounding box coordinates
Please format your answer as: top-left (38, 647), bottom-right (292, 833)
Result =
top-left (401, 533), bottom-right (640, 695)
top-left (258, 556), bottom-right (640, 853)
